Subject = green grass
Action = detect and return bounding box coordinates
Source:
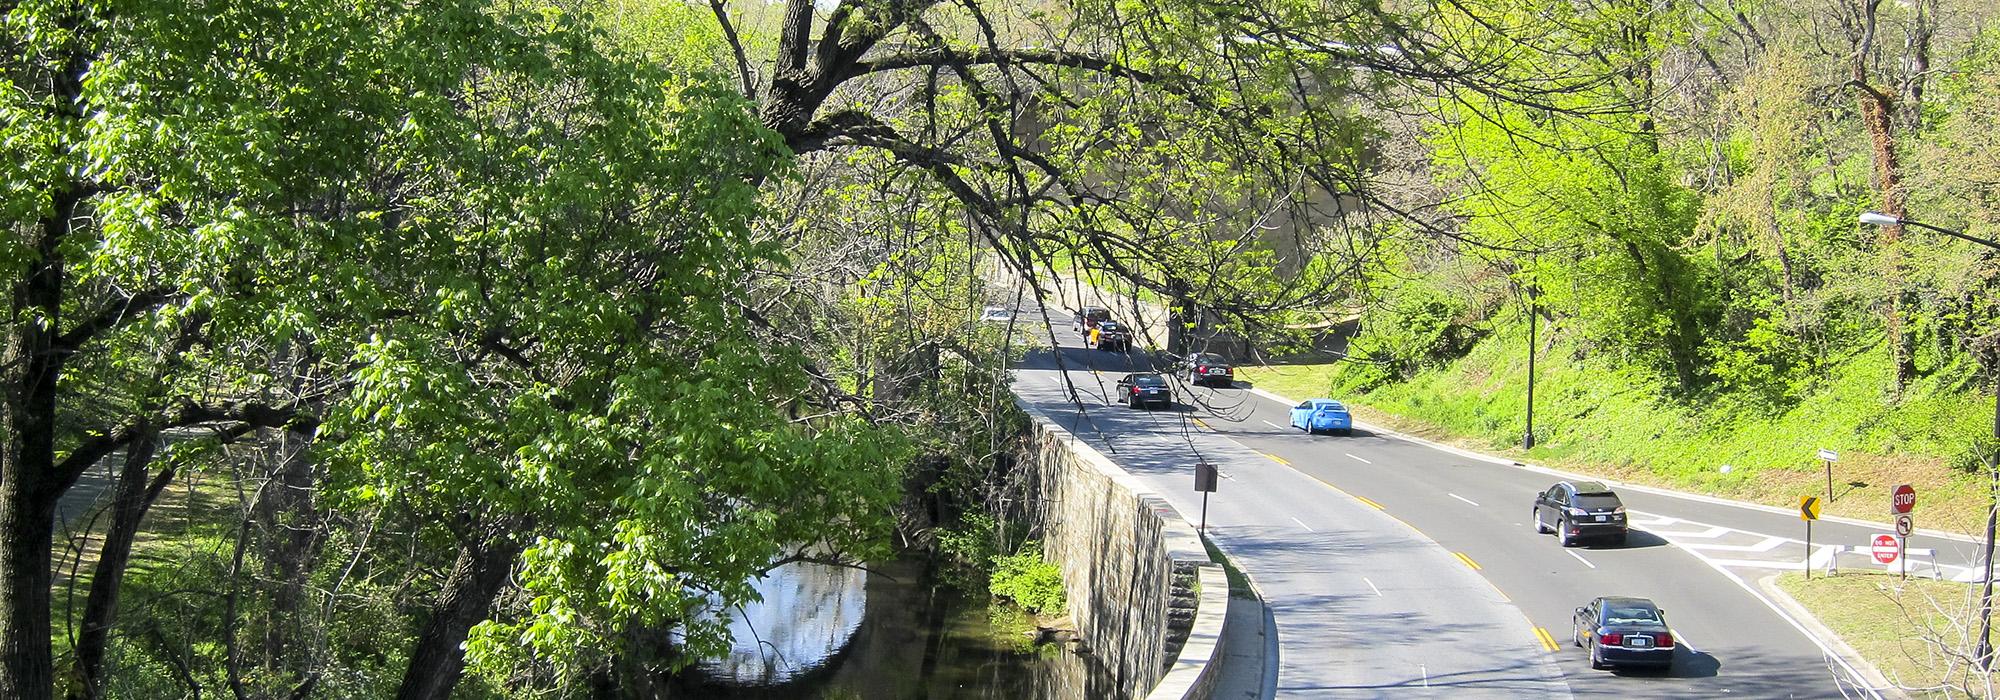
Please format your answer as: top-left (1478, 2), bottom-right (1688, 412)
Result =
top-left (1198, 533), bottom-right (1256, 600)
top-left (1240, 324), bottom-right (1995, 534)
top-left (1775, 571), bottom-right (1996, 697)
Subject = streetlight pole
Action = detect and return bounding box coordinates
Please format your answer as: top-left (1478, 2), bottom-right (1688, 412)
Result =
top-left (1525, 282), bottom-right (1539, 450)
top-left (1861, 212), bottom-right (2000, 668)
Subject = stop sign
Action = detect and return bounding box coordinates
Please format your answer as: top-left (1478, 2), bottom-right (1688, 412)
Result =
top-left (1892, 484), bottom-right (1916, 515)
top-left (1872, 534), bottom-right (1901, 565)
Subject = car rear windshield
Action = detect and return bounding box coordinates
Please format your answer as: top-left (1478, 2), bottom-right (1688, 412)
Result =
top-left (1605, 606), bottom-right (1660, 624)
top-left (1132, 375), bottom-right (1166, 386)
top-left (1099, 322), bottom-right (1122, 331)
top-left (1193, 353), bottom-right (1226, 364)
top-left (1574, 494), bottom-right (1622, 510)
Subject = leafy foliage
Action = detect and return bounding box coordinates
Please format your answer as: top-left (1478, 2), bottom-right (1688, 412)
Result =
top-left (988, 543), bottom-right (1065, 615)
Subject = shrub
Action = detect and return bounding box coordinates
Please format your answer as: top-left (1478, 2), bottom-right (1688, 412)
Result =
top-left (989, 543), bottom-right (1066, 614)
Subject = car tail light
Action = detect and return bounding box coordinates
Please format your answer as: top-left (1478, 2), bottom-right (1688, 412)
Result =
top-left (1655, 632), bottom-right (1673, 647)
top-left (1599, 632), bottom-right (1622, 646)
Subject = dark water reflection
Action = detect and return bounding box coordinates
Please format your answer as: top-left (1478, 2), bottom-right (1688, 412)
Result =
top-left (671, 556), bottom-right (1116, 699)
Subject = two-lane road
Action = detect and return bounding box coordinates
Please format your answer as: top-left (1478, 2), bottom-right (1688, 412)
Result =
top-left (1001, 298), bottom-right (1879, 698)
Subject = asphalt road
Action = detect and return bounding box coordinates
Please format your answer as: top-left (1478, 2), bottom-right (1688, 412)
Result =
top-left (995, 299), bottom-right (1905, 699)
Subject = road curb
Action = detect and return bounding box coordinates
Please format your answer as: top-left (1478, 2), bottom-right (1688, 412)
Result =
top-left (1248, 381), bottom-right (1896, 697)
top-left (1198, 532), bottom-right (1278, 700)
top-left (1243, 386), bottom-right (1982, 546)
top-left (1756, 573), bottom-right (1908, 700)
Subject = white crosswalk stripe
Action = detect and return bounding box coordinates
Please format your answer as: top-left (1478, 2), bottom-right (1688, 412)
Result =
top-left (1627, 510), bottom-right (1980, 581)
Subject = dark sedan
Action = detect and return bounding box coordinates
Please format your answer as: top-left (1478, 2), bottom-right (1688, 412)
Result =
top-left (1115, 373), bottom-right (1172, 409)
top-left (1572, 596), bottom-right (1675, 670)
top-left (1182, 352), bottom-right (1234, 387)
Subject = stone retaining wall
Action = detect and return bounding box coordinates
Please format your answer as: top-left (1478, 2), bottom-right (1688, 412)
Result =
top-left (1016, 399), bottom-right (1229, 700)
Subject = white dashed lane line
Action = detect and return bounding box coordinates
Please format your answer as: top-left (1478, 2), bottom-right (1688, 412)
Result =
top-left (1567, 550), bottom-right (1596, 569)
top-left (1346, 453), bottom-right (1372, 464)
top-left (1449, 493), bottom-right (1480, 507)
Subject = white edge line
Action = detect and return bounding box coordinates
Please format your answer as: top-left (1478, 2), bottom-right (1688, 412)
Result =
top-left (1245, 384), bottom-right (1888, 698)
top-left (1262, 419), bottom-right (1284, 430)
top-left (1566, 549), bottom-right (1596, 569)
top-left (1346, 452), bottom-right (1373, 464)
top-left (1449, 493), bottom-right (1480, 507)
top-left (1670, 627), bottom-right (1695, 652)
top-left (1291, 516), bottom-right (1314, 532)
top-left (1247, 384), bottom-right (1978, 546)
top-left (1363, 577), bottom-right (1382, 596)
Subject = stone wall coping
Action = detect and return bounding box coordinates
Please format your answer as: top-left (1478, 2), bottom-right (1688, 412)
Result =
top-left (1145, 564), bottom-right (1230, 700)
top-left (1015, 397), bottom-right (1229, 700)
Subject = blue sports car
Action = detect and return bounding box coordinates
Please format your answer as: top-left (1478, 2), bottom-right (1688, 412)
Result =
top-left (1289, 399), bottom-right (1352, 436)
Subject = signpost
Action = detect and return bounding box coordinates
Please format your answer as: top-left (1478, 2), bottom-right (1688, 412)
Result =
top-left (1891, 484), bottom-right (1916, 579)
top-left (1194, 463), bottom-right (1218, 532)
top-left (1817, 448), bottom-right (1839, 504)
top-left (1801, 495), bottom-right (1822, 578)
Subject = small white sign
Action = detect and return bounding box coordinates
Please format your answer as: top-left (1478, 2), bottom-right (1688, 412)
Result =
top-left (1817, 448), bottom-right (1839, 462)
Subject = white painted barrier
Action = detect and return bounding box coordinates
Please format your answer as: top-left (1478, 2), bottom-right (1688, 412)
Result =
top-left (1823, 544), bottom-right (1941, 579)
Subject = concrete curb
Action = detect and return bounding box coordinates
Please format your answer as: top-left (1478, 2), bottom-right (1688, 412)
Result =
top-left (1756, 573), bottom-right (1909, 700)
top-left (1245, 387), bottom-right (1980, 546)
top-left (1248, 383), bottom-right (1892, 699)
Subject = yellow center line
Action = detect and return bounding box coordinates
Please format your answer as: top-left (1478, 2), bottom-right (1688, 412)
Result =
top-left (1192, 418), bottom-right (1211, 430)
top-left (1454, 552), bottom-right (1482, 570)
top-left (1533, 627), bottom-right (1560, 652)
top-left (1353, 495), bottom-right (1384, 510)
top-left (1264, 453), bottom-right (1290, 466)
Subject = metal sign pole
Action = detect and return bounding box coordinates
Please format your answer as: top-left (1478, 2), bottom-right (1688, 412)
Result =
top-left (1806, 519), bottom-right (1812, 580)
top-left (1201, 491), bottom-right (1209, 533)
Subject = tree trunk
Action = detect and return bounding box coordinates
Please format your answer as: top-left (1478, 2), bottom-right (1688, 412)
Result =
top-left (1856, 87), bottom-right (1917, 388)
top-left (69, 435), bottom-right (170, 700)
top-left (258, 424), bottom-right (321, 684)
top-left (0, 178), bottom-right (84, 700)
top-left (395, 529), bottom-right (524, 700)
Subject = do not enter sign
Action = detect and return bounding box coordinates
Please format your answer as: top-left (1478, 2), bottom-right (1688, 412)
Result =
top-left (1872, 534), bottom-right (1902, 565)
top-left (1892, 484), bottom-right (1916, 515)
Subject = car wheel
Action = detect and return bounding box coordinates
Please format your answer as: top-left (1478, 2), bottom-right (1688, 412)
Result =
top-left (1571, 625), bottom-right (1582, 648)
top-left (1558, 523), bottom-right (1576, 548)
top-left (1589, 646), bottom-right (1605, 670)
top-left (1613, 532), bottom-right (1628, 547)
top-left (1533, 509), bottom-right (1551, 534)
top-left (1340, 428), bottom-right (1353, 436)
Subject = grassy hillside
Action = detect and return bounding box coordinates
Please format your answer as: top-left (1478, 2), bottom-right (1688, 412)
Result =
top-left (1241, 323), bottom-right (1996, 534)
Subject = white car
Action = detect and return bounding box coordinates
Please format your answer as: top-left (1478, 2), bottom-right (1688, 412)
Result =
top-left (979, 306), bottom-right (1015, 322)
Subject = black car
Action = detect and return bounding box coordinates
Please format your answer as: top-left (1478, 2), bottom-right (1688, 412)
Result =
top-left (1090, 320), bottom-right (1131, 352)
top-left (1182, 352), bottom-right (1234, 387)
top-left (1533, 481), bottom-right (1627, 546)
top-left (1114, 373), bottom-right (1171, 409)
top-left (1572, 596), bottom-right (1675, 670)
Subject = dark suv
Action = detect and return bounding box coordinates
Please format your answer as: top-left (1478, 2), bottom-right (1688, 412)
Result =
top-left (1533, 481), bottom-right (1627, 546)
